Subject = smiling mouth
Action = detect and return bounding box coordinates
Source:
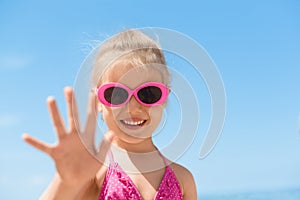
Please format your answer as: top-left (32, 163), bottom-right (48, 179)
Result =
top-left (120, 119), bottom-right (147, 127)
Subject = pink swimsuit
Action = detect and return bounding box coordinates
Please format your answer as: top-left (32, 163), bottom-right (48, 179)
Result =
top-left (99, 151), bottom-right (183, 200)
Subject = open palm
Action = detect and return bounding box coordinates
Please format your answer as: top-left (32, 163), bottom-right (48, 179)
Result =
top-left (23, 87), bottom-right (111, 187)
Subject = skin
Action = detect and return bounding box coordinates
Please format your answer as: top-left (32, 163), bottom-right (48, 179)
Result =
top-left (23, 62), bottom-right (197, 200)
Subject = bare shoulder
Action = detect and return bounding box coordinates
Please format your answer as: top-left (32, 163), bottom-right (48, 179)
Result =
top-left (169, 162), bottom-right (198, 200)
top-left (79, 165), bottom-right (108, 199)
top-left (169, 162), bottom-right (194, 182)
top-left (95, 165), bottom-right (109, 188)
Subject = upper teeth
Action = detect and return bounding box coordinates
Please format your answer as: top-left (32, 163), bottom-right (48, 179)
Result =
top-left (122, 120), bottom-right (145, 126)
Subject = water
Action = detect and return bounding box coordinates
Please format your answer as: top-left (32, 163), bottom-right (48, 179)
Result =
top-left (200, 188), bottom-right (300, 200)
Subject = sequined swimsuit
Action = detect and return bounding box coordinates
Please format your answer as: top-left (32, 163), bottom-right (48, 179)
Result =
top-left (99, 150), bottom-right (183, 200)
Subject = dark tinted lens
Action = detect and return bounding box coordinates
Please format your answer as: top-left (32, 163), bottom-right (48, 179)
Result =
top-left (104, 87), bottom-right (128, 105)
top-left (137, 86), bottom-right (162, 104)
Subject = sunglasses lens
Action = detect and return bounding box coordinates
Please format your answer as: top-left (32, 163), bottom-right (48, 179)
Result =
top-left (137, 86), bottom-right (162, 104)
top-left (104, 87), bottom-right (128, 105)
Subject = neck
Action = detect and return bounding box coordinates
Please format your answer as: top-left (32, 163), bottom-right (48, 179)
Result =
top-left (112, 137), bottom-right (157, 153)
top-left (110, 137), bottom-right (166, 173)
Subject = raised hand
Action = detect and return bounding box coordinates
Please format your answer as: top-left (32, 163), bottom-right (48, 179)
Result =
top-left (23, 87), bottom-right (111, 188)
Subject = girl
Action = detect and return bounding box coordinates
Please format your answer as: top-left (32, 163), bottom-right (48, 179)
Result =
top-left (23, 29), bottom-right (197, 200)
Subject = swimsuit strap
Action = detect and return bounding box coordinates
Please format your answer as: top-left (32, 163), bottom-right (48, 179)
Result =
top-left (156, 148), bottom-right (168, 167)
top-left (107, 149), bottom-right (115, 165)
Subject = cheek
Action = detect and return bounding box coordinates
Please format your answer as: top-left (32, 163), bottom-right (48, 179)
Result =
top-left (102, 107), bottom-right (122, 123)
top-left (149, 106), bottom-right (164, 125)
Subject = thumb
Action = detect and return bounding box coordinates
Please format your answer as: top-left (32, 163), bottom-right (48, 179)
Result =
top-left (22, 133), bottom-right (52, 155)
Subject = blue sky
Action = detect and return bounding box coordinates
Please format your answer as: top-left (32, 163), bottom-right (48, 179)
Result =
top-left (0, 0), bottom-right (300, 199)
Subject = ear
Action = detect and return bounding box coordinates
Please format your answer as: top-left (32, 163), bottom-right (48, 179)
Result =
top-left (161, 88), bottom-right (171, 108)
top-left (97, 102), bottom-right (103, 112)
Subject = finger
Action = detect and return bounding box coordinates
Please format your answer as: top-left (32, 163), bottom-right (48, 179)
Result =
top-left (22, 133), bottom-right (52, 155)
top-left (64, 87), bottom-right (81, 133)
top-left (47, 97), bottom-right (67, 139)
top-left (83, 92), bottom-right (98, 148)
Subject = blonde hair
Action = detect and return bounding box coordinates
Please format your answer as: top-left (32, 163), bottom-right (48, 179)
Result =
top-left (91, 29), bottom-right (170, 87)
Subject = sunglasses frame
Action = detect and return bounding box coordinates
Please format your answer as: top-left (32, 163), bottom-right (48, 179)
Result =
top-left (96, 82), bottom-right (169, 107)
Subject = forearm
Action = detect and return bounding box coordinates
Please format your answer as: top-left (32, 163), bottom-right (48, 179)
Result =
top-left (39, 173), bottom-right (87, 200)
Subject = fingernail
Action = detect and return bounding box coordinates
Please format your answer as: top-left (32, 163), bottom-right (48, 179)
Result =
top-left (47, 96), bottom-right (55, 102)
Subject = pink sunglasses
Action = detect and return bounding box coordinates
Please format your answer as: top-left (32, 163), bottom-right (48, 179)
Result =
top-left (96, 82), bottom-right (169, 107)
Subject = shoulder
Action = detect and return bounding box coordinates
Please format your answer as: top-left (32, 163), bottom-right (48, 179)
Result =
top-left (169, 162), bottom-right (195, 186)
top-left (80, 165), bottom-right (108, 199)
top-left (169, 162), bottom-right (198, 200)
top-left (95, 165), bottom-right (109, 188)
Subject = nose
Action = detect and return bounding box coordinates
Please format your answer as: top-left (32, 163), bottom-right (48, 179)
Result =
top-left (127, 95), bottom-right (143, 113)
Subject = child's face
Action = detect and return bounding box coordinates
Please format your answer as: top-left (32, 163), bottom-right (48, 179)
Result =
top-left (98, 62), bottom-right (166, 144)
